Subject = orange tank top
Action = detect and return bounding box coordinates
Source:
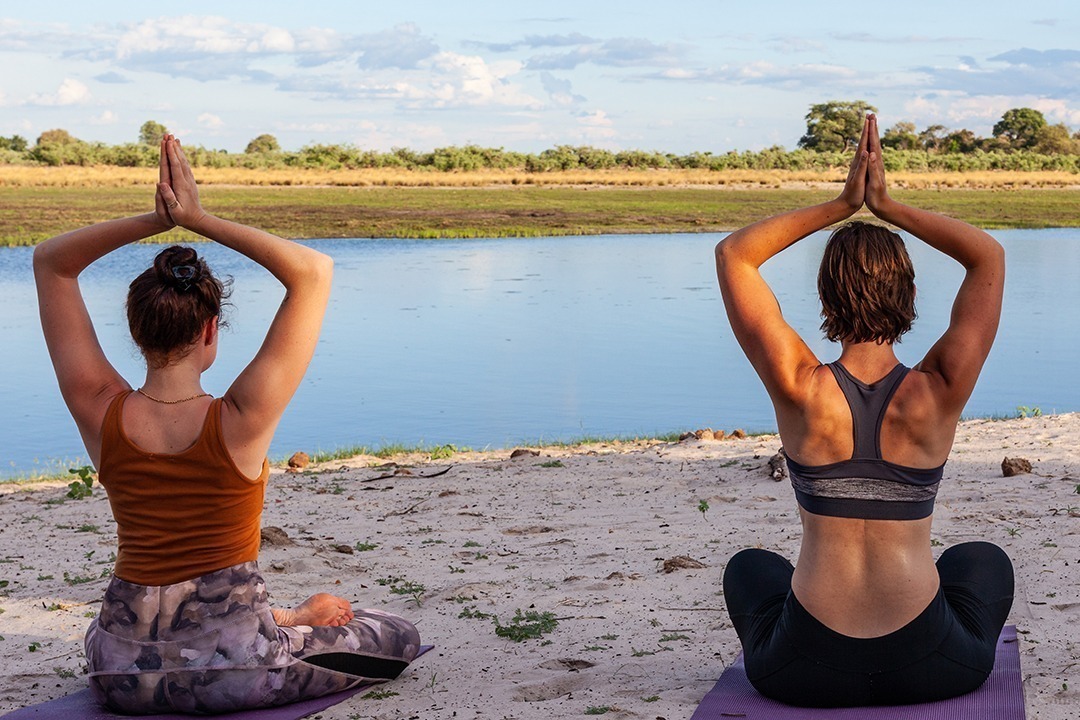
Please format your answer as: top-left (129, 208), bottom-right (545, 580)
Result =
top-left (98, 390), bottom-right (269, 586)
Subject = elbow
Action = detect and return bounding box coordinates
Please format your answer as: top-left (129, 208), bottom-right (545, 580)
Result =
top-left (979, 237), bottom-right (1005, 274)
top-left (281, 248), bottom-right (333, 292)
top-left (714, 235), bottom-right (744, 271)
top-left (306, 251), bottom-right (334, 287)
top-left (32, 239), bottom-right (58, 278)
top-left (714, 237), bottom-right (732, 268)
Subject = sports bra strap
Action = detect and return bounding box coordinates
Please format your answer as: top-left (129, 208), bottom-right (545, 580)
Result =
top-left (827, 361), bottom-right (909, 459)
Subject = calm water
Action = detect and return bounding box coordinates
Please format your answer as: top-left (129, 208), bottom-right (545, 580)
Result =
top-left (2, 230), bottom-right (1078, 478)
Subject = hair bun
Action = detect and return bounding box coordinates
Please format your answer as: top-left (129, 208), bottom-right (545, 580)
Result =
top-left (154, 245), bottom-right (204, 292)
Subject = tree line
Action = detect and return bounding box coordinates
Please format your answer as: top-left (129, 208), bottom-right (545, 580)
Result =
top-left (798, 101), bottom-right (1077, 155)
top-left (2, 104), bottom-right (1079, 173)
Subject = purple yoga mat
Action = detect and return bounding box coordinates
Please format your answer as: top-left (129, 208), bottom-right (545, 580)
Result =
top-left (1, 646), bottom-right (433, 720)
top-left (691, 627), bottom-right (1024, 720)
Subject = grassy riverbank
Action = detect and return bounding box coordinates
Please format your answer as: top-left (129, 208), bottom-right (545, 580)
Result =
top-left (3, 184), bottom-right (1080, 246)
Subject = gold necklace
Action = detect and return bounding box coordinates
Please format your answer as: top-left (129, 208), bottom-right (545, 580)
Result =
top-left (136, 388), bottom-right (212, 405)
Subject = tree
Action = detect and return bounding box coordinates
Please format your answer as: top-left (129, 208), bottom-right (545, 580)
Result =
top-left (797, 101), bottom-right (877, 152)
top-left (943, 129), bottom-right (980, 154)
top-left (1033, 123), bottom-right (1076, 155)
top-left (881, 122), bottom-right (919, 151)
top-left (244, 134), bottom-right (281, 153)
top-left (0, 134), bottom-right (28, 152)
top-left (918, 125), bottom-right (948, 152)
top-left (992, 108), bottom-right (1047, 148)
top-left (36, 128), bottom-right (77, 146)
top-left (138, 120), bottom-right (169, 146)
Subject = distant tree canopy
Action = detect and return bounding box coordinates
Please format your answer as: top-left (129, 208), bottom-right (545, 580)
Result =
top-left (4, 104), bottom-right (1080, 170)
top-left (798, 100), bottom-right (878, 152)
top-left (0, 135), bottom-right (28, 152)
top-left (1034, 123), bottom-right (1075, 154)
top-left (139, 120), bottom-right (169, 146)
top-left (881, 122), bottom-right (919, 151)
top-left (993, 108), bottom-right (1047, 148)
top-left (245, 134), bottom-right (281, 154)
top-left (36, 128), bottom-right (77, 146)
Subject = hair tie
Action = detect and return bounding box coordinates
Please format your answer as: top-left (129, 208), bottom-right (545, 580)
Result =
top-left (170, 264), bottom-right (199, 292)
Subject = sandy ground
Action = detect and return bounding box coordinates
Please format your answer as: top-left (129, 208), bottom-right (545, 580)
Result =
top-left (0, 413), bottom-right (1077, 719)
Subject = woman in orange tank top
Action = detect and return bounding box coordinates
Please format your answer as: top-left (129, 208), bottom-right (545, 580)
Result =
top-left (34, 136), bottom-right (422, 714)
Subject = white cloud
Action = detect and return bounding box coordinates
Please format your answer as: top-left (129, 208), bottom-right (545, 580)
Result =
top-left (578, 109), bottom-right (613, 128)
top-left (198, 113), bottom-right (225, 130)
top-left (89, 110), bottom-right (119, 125)
top-left (574, 109), bottom-right (616, 142)
top-left (369, 52), bottom-right (543, 109)
top-left (1029, 98), bottom-right (1080, 126)
top-left (768, 36), bottom-right (826, 54)
top-left (294, 27), bottom-right (343, 54)
top-left (27, 78), bottom-right (91, 106)
top-left (279, 120), bottom-right (351, 134)
top-left (540, 72), bottom-right (584, 106)
top-left (353, 121), bottom-right (447, 150)
top-left (116, 15), bottom-right (244, 58)
top-left (646, 61), bottom-right (855, 88)
top-left (902, 92), bottom-right (1080, 132)
top-left (257, 27), bottom-right (295, 53)
top-left (354, 23), bottom-right (438, 70)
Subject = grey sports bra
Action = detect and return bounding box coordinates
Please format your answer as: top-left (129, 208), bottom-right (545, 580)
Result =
top-left (786, 361), bottom-right (944, 521)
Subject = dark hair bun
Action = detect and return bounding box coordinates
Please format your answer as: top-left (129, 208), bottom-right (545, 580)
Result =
top-left (154, 245), bottom-right (205, 292)
top-left (128, 245), bottom-right (229, 367)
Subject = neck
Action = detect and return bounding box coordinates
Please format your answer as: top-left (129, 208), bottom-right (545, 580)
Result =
top-left (837, 341), bottom-right (899, 378)
top-left (141, 359), bottom-right (206, 400)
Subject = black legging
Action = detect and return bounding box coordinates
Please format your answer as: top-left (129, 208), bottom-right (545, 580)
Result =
top-left (722, 542), bottom-right (1014, 708)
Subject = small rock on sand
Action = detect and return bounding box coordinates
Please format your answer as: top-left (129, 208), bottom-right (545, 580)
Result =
top-left (260, 526), bottom-right (292, 546)
top-left (662, 555), bottom-right (707, 573)
top-left (287, 451), bottom-right (310, 471)
top-left (685, 428), bottom-right (728, 441)
top-left (1002, 457), bottom-right (1033, 477)
top-left (510, 448), bottom-right (540, 459)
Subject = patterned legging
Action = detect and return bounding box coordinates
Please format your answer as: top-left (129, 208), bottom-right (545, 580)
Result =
top-left (84, 562), bottom-right (421, 714)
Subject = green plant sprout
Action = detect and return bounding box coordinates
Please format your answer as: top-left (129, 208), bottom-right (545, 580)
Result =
top-left (494, 609), bottom-right (559, 642)
top-left (66, 465), bottom-right (96, 500)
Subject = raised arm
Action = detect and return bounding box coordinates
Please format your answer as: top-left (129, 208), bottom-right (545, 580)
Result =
top-left (33, 140), bottom-right (176, 462)
top-left (715, 118), bottom-right (870, 403)
top-left (158, 137), bottom-right (333, 467)
top-left (864, 115), bottom-right (1004, 411)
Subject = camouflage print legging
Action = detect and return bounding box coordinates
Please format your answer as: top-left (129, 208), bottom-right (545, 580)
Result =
top-left (84, 562), bottom-right (421, 715)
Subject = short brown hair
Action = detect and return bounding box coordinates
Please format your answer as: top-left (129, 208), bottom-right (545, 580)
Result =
top-left (818, 221), bottom-right (916, 344)
top-left (127, 246), bottom-right (230, 367)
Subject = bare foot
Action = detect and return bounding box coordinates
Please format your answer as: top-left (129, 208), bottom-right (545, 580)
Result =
top-left (275, 593), bottom-right (355, 627)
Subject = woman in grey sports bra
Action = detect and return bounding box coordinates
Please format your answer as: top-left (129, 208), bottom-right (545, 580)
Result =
top-left (714, 114), bottom-right (1013, 707)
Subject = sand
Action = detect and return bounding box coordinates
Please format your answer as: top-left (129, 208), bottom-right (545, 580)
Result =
top-left (0, 413), bottom-right (1077, 719)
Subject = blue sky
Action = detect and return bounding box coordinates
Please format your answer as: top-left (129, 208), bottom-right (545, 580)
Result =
top-left (2, 1), bottom-right (1079, 153)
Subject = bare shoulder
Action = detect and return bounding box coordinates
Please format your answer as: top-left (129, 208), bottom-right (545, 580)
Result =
top-left (883, 367), bottom-right (958, 464)
top-left (775, 363), bottom-right (851, 463)
top-left (890, 367), bottom-right (951, 420)
top-left (217, 395), bottom-right (275, 479)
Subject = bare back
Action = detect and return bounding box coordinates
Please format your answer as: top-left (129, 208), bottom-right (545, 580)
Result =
top-left (782, 356), bottom-right (949, 637)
